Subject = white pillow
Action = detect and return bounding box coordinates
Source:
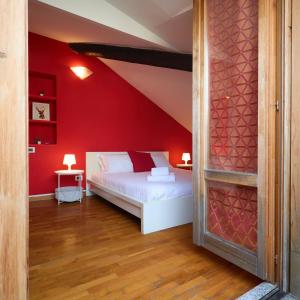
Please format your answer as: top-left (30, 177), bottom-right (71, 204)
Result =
top-left (151, 153), bottom-right (170, 168)
top-left (97, 154), bottom-right (105, 171)
top-left (99, 153), bottom-right (133, 173)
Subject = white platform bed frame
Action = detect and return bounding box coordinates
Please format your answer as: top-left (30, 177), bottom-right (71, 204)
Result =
top-left (86, 152), bottom-right (193, 234)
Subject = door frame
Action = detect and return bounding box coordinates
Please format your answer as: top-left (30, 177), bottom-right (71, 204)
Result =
top-left (290, 0), bottom-right (300, 297)
top-left (0, 0), bottom-right (28, 299)
top-left (193, 0), bottom-right (278, 281)
top-left (277, 0), bottom-right (291, 292)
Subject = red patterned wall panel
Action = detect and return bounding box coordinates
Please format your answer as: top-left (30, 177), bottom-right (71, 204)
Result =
top-left (207, 181), bottom-right (257, 252)
top-left (208, 0), bottom-right (258, 173)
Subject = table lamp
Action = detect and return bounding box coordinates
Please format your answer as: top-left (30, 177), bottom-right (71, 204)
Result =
top-left (182, 153), bottom-right (191, 165)
top-left (63, 154), bottom-right (76, 171)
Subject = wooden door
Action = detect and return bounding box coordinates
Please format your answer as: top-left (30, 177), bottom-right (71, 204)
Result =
top-left (0, 0), bottom-right (28, 299)
top-left (193, 0), bottom-right (277, 280)
top-left (290, 0), bottom-right (300, 296)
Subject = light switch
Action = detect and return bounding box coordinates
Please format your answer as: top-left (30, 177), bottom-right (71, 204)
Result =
top-left (28, 147), bottom-right (35, 154)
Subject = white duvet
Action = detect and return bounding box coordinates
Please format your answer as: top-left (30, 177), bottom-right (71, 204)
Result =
top-left (91, 168), bottom-right (192, 203)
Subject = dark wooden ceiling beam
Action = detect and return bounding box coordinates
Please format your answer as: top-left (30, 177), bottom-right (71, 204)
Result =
top-left (69, 43), bottom-right (192, 72)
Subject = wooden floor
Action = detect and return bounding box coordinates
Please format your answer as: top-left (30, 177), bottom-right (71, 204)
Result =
top-left (29, 196), bottom-right (261, 300)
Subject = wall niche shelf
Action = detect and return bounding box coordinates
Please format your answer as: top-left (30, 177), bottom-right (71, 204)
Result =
top-left (29, 71), bottom-right (57, 145)
top-left (29, 119), bottom-right (57, 125)
top-left (29, 95), bottom-right (56, 102)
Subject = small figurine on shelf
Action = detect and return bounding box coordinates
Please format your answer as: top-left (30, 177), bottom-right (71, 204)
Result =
top-left (34, 137), bottom-right (42, 145)
top-left (39, 91), bottom-right (45, 97)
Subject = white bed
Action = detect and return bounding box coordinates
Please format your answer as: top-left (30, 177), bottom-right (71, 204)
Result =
top-left (86, 152), bottom-right (193, 234)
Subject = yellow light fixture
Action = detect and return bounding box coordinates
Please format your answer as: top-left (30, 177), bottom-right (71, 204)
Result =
top-left (182, 153), bottom-right (191, 165)
top-left (63, 154), bottom-right (76, 170)
top-left (70, 66), bottom-right (93, 80)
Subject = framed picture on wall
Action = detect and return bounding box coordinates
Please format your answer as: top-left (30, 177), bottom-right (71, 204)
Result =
top-left (32, 102), bottom-right (50, 121)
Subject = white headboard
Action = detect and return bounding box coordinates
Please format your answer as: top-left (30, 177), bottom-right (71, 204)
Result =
top-left (86, 151), bottom-right (169, 182)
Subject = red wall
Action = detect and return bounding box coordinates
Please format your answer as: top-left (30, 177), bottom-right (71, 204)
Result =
top-left (29, 33), bottom-right (192, 195)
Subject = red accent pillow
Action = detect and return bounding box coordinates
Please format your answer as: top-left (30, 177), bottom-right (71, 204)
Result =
top-left (128, 151), bottom-right (155, 172)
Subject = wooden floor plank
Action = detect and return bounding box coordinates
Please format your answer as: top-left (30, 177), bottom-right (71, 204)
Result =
top-left (29, 196), bottom-right (261, 299)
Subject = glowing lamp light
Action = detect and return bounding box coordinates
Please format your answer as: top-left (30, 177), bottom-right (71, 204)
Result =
top-left (70, 66), bottom-right (93, 80)
top-left (63, 154), bottom-right (76, 171)
top-left (182, 153), bottom-right (191, 165)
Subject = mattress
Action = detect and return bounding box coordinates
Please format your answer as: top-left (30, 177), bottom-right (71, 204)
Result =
top-left (90, 168), bottom-right (192, 203)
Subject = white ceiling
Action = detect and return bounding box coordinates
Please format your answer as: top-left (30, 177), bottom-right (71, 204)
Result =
top-left (106, 0), bottom-right (192, 53)
top-left (28, 0), bottom-right (160, 49)
top-left (29, 0), bottom-right (193, 131)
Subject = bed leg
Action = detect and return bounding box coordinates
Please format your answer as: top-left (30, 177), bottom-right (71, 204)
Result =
top-left (85, 181), bottom-right (94, 197)
top-left (141, 204), bottom-right (161, 234)
top-left (141, 206), bottom-right (151, 234)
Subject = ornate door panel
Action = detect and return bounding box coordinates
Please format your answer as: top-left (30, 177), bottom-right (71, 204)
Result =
top-left (193, 0), bottom-right (277, 279)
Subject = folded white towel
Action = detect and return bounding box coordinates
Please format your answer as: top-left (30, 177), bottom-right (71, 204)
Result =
top-left (151, 167), bottom-right (169, 176)
top-left (147, 173), bottom-right (175, 182)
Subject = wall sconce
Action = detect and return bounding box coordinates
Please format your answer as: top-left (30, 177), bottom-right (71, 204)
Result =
top-left (70, 66), bottom-right (93, 80)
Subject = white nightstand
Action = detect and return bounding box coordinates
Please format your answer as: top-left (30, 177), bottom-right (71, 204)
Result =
top-left (176, 163), bottom-right (193, 170)
top-left (54, 170), bottom-right (84, 204)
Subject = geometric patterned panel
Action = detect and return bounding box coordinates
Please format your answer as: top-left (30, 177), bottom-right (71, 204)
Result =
top-left (207, 181), bottom-right (257, 252)
top-left (207, 0), bottom-right (258, 173)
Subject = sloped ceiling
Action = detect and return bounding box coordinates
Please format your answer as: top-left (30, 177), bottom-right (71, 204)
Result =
top-left (29, 0), bottom-right (192, 131)
top-left (101, 59), bottom-right (192, 131)
top-left (105, 0), bottom-right (192, 52)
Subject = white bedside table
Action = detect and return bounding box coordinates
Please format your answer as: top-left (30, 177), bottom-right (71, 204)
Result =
top-left (176, 163), bottom-right (193, 170)
top-left (54, 170), bottom-right (84, 204)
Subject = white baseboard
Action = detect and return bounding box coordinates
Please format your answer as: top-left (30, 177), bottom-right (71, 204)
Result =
top-left (29, 193), bottom-right (54, 201)
top-left (29, 190), bottom-right (87, 201)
